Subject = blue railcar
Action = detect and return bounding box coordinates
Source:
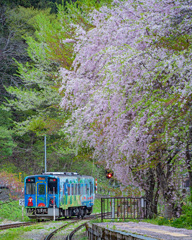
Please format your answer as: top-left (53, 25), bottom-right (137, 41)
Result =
top-left (24, 172), bottom-right (95, 220)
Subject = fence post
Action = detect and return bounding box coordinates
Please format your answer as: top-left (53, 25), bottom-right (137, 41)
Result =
top-left (111, 198), bottom-right (115, 219)
top-left (101, 198), bottom-right (103, 222)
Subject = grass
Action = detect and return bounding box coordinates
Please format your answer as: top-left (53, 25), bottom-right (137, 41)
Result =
top-left (0, 220), bottom-right (71, 240)
top-left (0, 200), bottom-right (31, 223)
top-left (92, 198), bottom-right (101, 213)
top-left (0, 223), bottom-right (42, 240)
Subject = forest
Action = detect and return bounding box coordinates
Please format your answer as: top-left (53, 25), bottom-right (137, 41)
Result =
top-left (1, 0), bottom-right (192, 220)
top-left (0, 0), bottom-right (111, 175)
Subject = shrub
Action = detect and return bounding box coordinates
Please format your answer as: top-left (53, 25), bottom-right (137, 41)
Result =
top-left (171, 203), bottom-right (192, 229)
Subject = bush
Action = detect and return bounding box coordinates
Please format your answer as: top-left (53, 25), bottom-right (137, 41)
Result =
top-left (171, 203), bottom-right (192, 229)
top-left (157, 216), bottom-right (169, 225)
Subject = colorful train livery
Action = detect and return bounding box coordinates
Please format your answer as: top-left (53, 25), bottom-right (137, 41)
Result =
top-left (24, 172), bottom-right (95, 220)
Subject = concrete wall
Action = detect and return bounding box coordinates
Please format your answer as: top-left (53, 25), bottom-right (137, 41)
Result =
top-left (85, 223), bottom-right (157, 240)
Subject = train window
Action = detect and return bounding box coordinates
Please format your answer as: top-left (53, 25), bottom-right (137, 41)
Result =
top-left (38, 184), bottom-right (45, 195)
top-left (84, 184), bottom-right (87, 194)
top-left (87, 184), bottom-right (90, 195)
top-left (90, 182), bottom-right (93, 194)
top-left (67, 184), bottom-right (70, 195)
top-left (85, 184), bottom-right (89, 194)
top-left (75, 184), bottom-right (77, 195)
top-left (81, 184), bottom-right (85, 195)
top-left (78, 184), bottom-right (80, 195)
top-left (71, 184), bottom-right (74, 195)
top-left (81, 184), bottom-right (84, 195)
top-left (48, 178), bottom-right (57, 194)
top-left (26, 183), bottom-right (35, 194)
top-left (63, 183), bottom-right (65, 194)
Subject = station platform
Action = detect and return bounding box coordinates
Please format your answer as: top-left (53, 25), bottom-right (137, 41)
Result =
top-left (86, 221), bottom-right (192, 240)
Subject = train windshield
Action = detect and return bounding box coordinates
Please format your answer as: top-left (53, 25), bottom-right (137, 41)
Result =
top-left (48, 178), bottom-right (57, 194)
top-left (26, 178), bottom-right (36, 194)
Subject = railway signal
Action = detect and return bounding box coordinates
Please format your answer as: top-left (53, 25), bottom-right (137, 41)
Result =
top-left (106, 170), bottom-right (113, 179)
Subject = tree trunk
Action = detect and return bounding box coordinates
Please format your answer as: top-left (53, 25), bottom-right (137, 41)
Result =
top-left (164, 201), bottom-right (173, 219)
top-left (144, 169), bottom-right (159, 218)
top-left (186, 143), bottom-right (192, 190)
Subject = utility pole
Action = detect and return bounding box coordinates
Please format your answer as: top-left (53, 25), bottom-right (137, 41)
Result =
top-left (44, 135), bottom-right (47, 173)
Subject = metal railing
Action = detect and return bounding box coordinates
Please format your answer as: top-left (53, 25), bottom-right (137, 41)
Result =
top-left (101, 197), bottom-right (148, 221)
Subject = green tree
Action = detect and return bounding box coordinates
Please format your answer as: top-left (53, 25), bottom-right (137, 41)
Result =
top-left (1, 0), bottom-right (113, 176)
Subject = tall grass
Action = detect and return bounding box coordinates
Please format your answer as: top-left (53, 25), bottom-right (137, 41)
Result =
top-left (0, 201), bottom-right (30, 223)
top-left (92, 198), bottom-right (101, 214)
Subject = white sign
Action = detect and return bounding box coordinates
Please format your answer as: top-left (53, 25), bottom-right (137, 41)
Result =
top-left (19, 199), bottom-right (25, 206)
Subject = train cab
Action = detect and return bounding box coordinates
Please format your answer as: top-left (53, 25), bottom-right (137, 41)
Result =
top-left (25, 175), bottom-right (59, 219)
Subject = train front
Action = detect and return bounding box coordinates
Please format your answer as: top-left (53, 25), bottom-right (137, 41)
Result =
top-left (24, 175), bottom-right (59, 220)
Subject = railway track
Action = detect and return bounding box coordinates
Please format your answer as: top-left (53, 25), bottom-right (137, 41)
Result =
top-left (44, 213), bottom-right (102, 240)
top-left (65, 213), bottom-right (104, 240)
top-left (0, 222), bottom-right (35, 230)
top-left (65, 221), bottom-right (86, 240)
top-left (44, 220), bottom-right (78, 240)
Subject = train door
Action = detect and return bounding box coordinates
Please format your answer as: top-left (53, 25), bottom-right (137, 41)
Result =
top-left (36, 182), bottom-right (47, 207)
top-left (25, 177), bottom-right (36, 207)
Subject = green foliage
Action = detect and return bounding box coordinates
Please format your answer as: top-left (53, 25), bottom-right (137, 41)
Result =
top-left (76, 0), bottom-right (113, 10)
top-left (157, 216), bottom-right (171, 226)
top-left (0, 163), bottom-right (18, 174)
top-left (0, 0), bottom-right (115, 177)
top-left (0, 127), bottom-right (16, 156)
top-left (0, 109), bottom-right (15, 156)
top-left (92, 198), bottom-right (101, 214)
top-left (171, 203), bottom-right (192, 229)
top-left (0, 109), bottom-right (12, 128)
top-left (5, 6), bottom-right (48, 40)
top-left (143, 196), bottom-right (192, 229)
top-left (0, 0), bottom-right (64, 12)
top-left (0, 201), bottom-right (30, 223)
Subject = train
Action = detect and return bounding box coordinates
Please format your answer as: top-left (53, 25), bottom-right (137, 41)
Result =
top-left (24, 172), bottom-right (95, 220)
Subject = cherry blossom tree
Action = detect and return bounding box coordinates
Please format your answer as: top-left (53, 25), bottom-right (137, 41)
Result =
top-left (60, 0), bottom-right (192, 216)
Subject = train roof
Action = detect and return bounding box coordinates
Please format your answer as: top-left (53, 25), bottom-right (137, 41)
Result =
top-left (43, 172), bottom-right (79, 176)
top-left (25, 172), bottom-right (94, 178)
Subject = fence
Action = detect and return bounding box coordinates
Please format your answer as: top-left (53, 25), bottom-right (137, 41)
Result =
top-left (101, 197), bottom-right (148, 221)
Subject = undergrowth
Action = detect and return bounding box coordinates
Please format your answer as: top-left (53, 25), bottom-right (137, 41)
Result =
top-left (92, 198), bottom-right (101, 213)
top-left (0, 200), bottom-right (30, 223)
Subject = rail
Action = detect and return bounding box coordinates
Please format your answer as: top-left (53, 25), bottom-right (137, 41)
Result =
top-left (44, 213), bottom-right (103, 240)
top-left (44, 221), bottom-right (78, 240)
top-left (65, 222), bottom-right (86, 240)
top-left (0, 222), bottom-right (35, 230)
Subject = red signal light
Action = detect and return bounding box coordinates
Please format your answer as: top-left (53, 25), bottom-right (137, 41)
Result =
top-left (106, 172), bottom-right (113, 179)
